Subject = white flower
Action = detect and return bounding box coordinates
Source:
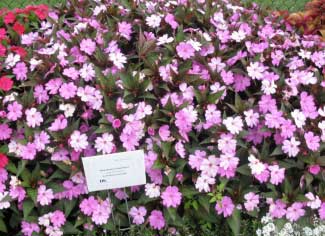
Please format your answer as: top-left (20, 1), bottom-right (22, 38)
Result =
top-left (244, 109), bottom-right (259, 127)
top-left (5, 53), bottom-right (20, 69)
top-left (195, 175), bottom-right (215, 192)
top-left (109, 51), bottom-right (127, 69)
top-left (223, 116), bottom-right (243, 134)
top-left (0, 192), bottom-right (10, 210)
top-left (3, 92), bottom-right (18, 104)
top-left (30, 58), bottom-right (43, 71)
top-left (291, 109), bottom-right (306, 128)
top-left (95, 133), bottom-right (115, 154)
top-left (80, 63), bottom-right (95, 81)
top-left (70, 131), bottom-right (88, 152)
top-left (39, 213), bottom-right (52, 226)
top-left (93, 5), bottom-right (106, 16)
top-left (188, 39), bottom-right (202, 51)
top-left (157, 34), bottom-right (174, 45)
top-left (231, 30), bottom-right (246, 42)
top-left (248, 154), bottom-right (266, 175)
top-left (247, 62), bottom-right (265, 80)
top-left (305, 192), bottom-right (321, 209)
top-left (8, 140), bottom-right (23, 156)
top-left (298, 49), bottom-right (311, 59)
top-left (200, 155), bottom-right (218, 177)
top-left (318, 106), bottom-right (325, 117)
top-left (262, 80), bottom-right (277, 95)
top-left (146, 14), bottom-right (162, 28)
top-left (59, 104), bottom-right (76, 117)
top-left (9, 176), bottom-right (21, 187)
top-left (145, 183), bottom-right (160, 198)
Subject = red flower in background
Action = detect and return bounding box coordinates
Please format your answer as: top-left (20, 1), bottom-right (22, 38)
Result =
top-left (28, 5), bottom-right (49, 20)
top-left (0, 44), bottom-right (6, 57)
top-left (0, 76), bottom-right (13, 91)
top-left (0, 153), bottom-right (8, 169)
top-left (0, 28), bottom-right (6, 40)
top-left (13, 22), bottom-right (25, 35)
top-left (10, 46), bottom-right (27, 58)
top-left (4, 12), bottom-right (15, 24)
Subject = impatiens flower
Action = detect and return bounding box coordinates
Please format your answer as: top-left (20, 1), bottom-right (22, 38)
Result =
top-left (215, 196), bottom-right (235, 217)
top-left (21, 221), bottom-right (40, 236)
top-left (195, 175), bottom-right (215, 192)
top-left (146, 14), bottom-right (162, 28)
top-left (165, 13), bottom-right (178, 29)
top-left (291, 109), bottom-right (306, 128)
top-left (0, 192), bottom-right (10, 209)
top-left (0, 76), bottom-right (13, 91)
top-left (247, 62), bottom-right (266, 80)
top-left (25, 108), bottom-right (43, 128)
top-left (189, 150), bottom-right (206, 171)
top-left (48, 115), bottom-right (68, 132)
top-left (108, 51), bottom-right (127, 69)
top-left (80, 196), bottom-right (99, 216)
top-left (286, 203), bottom-right (305, 222)
top-left (94, 133), bottom-right (115, 154)
top-left (149, 210), bottom-right (165, 230)
top-left (268, 165), bottom-right (285, 185)
top-left (223, 116), bottom-right (243, 135)
top-left (248, 154), bottom-right (266, 175)
top-left (0, 124), bottom-right (12, 140)
top-left (176, 42), bottom-right (195, 60)
top-left (80, 38), bottom-right (96, 55)
top-left (145, 183), bottom-right (160, 198)
top-left (59, 82), bottom-right (77, 99)
top-left (244, 109), bottom-right (259, 127)
top-left (161, 186), bottom-right (182, 208)
top-left (129, 206), bottom-right (147, 225)
top-left (309, 164), bottom-right (321, 175)
top-left (13, 62), bottom-right (28, 81)
top-left (91, 199), bottom-right (112, 225)
top-left (268, 199), bottom-right (286, 219)
top-left (37, 185), bottom-right (54, 206)
top-left (304, 131), bottom-right (320, 151)
top-left (158, 125), bottom-right (171, 141)
top-left (70, 131), bottom-right (88, 152)
top-left (319, 203), bottom-right (325, 220)
top-left (282, 137), bottom-right (300, 157)
top-left (50, 210), bottom-right (66, 227)
top-left (305, 192), bottom-right (321, 209)
top-left (118, 21), bottom-right (132, 40)
top-left (244, 192), bottom-right (259, 211)
top-left (200, 155), bottom-right (219, 177)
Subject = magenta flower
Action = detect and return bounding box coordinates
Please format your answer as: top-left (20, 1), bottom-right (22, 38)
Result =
top-left (0, 124), bottom-right (12, 140)
top-left (176, 42), bottom-right (195, 60)
top-left (304, 131), bottom-right (320, 151)
top-left (21, 221), bottom-right (40, 236)
top-left (215, 196), bottom-right (235, 217)
top-left (149, 210), bottom-right (165, 230)
top-left (59, 82), bottom-right (77, 99)
top-left (13, 62), bottom-right (28, 81)
top-left (158, 125), bottom-right (171, 141)
top-left (80, 196), bottom-right (99, 216)
top-left (7, 101), bottom-right (23, 121)
top-left (268, 199), bottom-right (286, 219)
top-left (319, 203), bottom-right (325, 220)
top-left (161, 186), bottom-right (182, 208)
top-left (118, 21), bottom-right (132, 40)
top-left (50, 210), bottom-right (66, 227)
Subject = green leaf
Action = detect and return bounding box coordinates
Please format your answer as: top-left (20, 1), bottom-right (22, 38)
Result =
top-left (26, 188), bottom-right (37, 204)
top-left (161, 142), bottom-right (172, 159)
top-left (64, 199), bottom-right (77, 217)
top-left (198, 195), bottom-right (210, 213)
top-left (227, 209), bottom-right (241, 236)
top-left (0, 218), bottom-right (7, 233)
top-left (152, 159), bottom-right (165, 169)
top-left (236, 164), bottom-right (251, 176)
top-left (63, 222), bottom-right (81, 234)
top-left (270, 146), bottom-right (283, 156)
top-left (23, 200), bottom-right (34, 219)
top-left (207, 90), bottom-right (224, 104)
top-left (180, 186), bottom-right (199, 198)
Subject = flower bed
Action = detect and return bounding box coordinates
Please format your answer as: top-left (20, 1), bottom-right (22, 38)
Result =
top-left (0, 0), bottom-right (325, 235)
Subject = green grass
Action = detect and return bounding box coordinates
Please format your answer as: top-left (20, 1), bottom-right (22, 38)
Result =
top-left (0, 0), bottom-right (64, 9)
top-left (243, 0), bottom-right (309, 12)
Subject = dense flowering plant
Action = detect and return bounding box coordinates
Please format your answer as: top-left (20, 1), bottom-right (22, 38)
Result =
top-left (0, 0), bottom-right (325, 235)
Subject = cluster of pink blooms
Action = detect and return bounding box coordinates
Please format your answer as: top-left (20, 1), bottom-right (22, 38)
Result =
top-left (0, 0), bottom-right (325, 234)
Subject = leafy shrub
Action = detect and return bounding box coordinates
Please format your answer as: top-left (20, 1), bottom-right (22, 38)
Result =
top-left (0, 0), bottom-right (325, 235)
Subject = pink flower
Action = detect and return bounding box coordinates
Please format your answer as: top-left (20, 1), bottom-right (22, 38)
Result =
top-left (175, 141), bottom-right (186, 158)
top-left (300, 92), bottom-right (318, 119)
top-left (244, 192), bottom-right (259, 211)
top-left (80, 196), bottom-right (99, 216)
top-left (268, 199), bottom-right (286, 219)
top-left (21, 221), bottom-right (40, 236)
top-left (189, 150), bottom-right (206, 171)
top-left (268, 165), bottom-right (285, 185)
top-left (286, 202), bottom-right (305, 222)
top-left (34, 131), bottom-right (50, 151)
top-left (70, 131), bottom-right (88, 152)
top-left (200, 155), bottom-right (219, 177)
top-left (13, 62), bottom-right (28, 81)
top-left (59, 82), bottom-right (77, 99)
top-left (34, 85), bottom-right (49, 104)
top-left (25, 108), bottom-right (43, 128)
top-left (48, 115), bottom-right (68, 131)
top-left (37, 185), bottom-right (54, 206)
top-left (282, 137), bottom-right (300, 157)
top-left (215, 196), bottom-right (235, 217)
top-left (80, 38), bottom-right (96, 55)
top-left (223, 116), bottom-right (243, 135)
top-left (0, 124), bottom-right (12, 140)
top-left (63, 67), bottom-right (80, 80)
top-left (21, 143), bottom-right (37, 160)
top-left (149, 210), bottom-right (165, 230)
top-left (304, 131), bottom-right (320, 151)
top-left (218, 133), bottom-right (236, 155)
top-left (129, 206), bottom-right (147, 225)
top-left (233, 74), bottom-right (251, 92)
top-left (319, 203), bottom-right (325, 220)
top-left (158, 125), bottom-right (171, 141)
top-left (309, 164), bottom-right (321, 175)
top-left (165, 13), bottom-right (178, 29)
top-left (118, 21), bottom-right (132, 40)
top-left (9, 186), bottom-right (26, 202)
top-left (50, 210), bottom-right (66, 227)
top-left (91, 200), bottom-right (111, 225)
top-left (176, 42), bottom-right (195, 60)
top-left (161, 186), bottom-right (182, 208)
top-left (94, 133), bottom-right (115, 154)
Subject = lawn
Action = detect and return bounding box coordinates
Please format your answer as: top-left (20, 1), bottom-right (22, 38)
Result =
top-left (0, 0), bottom-right (310, 11)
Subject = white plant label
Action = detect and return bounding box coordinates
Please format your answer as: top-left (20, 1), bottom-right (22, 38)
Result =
top-left (82, 150), bottom-right (146, 192)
